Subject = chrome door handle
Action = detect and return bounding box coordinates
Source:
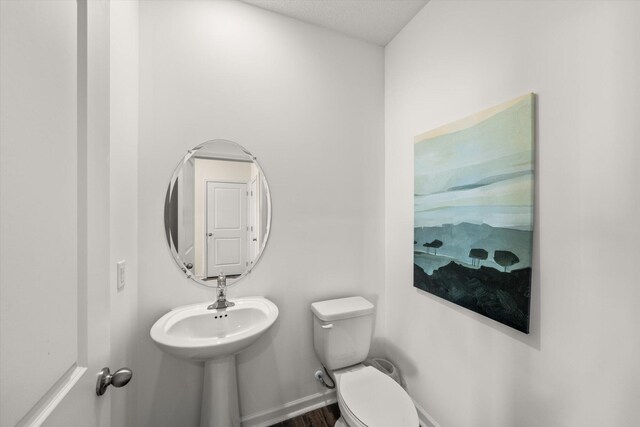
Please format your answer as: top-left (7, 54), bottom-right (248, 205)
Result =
top-left (96, 367), bottom-right (132, 396)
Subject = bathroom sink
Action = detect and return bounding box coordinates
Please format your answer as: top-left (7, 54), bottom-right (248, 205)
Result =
top-left (150, 296), bottom-right (279, 361)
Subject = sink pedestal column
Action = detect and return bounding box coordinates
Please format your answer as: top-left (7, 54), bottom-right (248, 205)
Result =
top-left (201, 355), bottom-right (240, 427)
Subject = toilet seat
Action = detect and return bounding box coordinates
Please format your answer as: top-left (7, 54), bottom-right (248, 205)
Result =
top-left (336, 366), bottom-right (418, 427)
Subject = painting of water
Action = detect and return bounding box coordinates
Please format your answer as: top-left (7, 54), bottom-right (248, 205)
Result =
top-left (414, 94), bottom-right (535, 333)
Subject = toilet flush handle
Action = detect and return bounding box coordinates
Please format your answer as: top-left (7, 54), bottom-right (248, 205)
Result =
top-left (321, 323), bottom-right (333, 329)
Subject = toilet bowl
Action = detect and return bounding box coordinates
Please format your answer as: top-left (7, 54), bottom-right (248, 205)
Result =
top-left (311, 296), bottom-right (419, 427)
top-left (334, 365), bottom-right (418, 427)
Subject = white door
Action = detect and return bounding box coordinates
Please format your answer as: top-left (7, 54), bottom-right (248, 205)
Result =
top-left (206, 182), bottom-right (247, 277)
top-left (1, 1), bottom-right (116, 426)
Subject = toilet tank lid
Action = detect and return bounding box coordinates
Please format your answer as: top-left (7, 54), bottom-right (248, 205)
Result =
top-left (311, 296), bottom-right (374, 322)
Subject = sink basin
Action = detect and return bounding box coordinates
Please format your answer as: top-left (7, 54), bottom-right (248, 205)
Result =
top-left (151, 296), bottom-right (278, 361)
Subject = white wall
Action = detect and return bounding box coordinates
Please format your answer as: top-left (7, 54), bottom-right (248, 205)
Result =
top-left (385, 1), bottom-right (640, 426)
top-left (109, 1), bottom-right (139, 426)
top-left (136, 1), bottom-right (384, 425)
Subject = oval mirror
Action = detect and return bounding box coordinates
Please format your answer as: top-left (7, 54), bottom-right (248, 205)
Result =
top-left (164, 139), bottom-right (272, 287)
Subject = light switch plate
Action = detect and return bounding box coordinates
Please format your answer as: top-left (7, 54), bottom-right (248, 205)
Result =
top-left (117, 260), bottom-right (126, 290)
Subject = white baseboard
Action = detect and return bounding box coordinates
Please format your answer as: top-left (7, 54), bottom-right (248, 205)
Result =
top-left (241, 389), bottom-right (337, 427)
top-left (413, 398), bottom-right (441, 427)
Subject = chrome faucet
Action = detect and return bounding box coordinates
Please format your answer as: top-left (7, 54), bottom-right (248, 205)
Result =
top-left (207, 272), bottom-right (235, 310)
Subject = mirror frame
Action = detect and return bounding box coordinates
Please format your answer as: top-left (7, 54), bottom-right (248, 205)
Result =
top-left (164, 139), bottom-right (272, 287)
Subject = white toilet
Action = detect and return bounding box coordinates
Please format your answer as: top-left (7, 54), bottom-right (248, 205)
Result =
top-left (311, 296), bottom-right (419, 427)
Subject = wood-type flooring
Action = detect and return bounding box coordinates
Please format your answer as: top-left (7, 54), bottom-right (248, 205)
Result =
top-left (269, 403), bottom-right (340, 427)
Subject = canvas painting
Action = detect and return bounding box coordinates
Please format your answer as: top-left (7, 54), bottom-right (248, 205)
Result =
top-left (414, 93), bottom-right (535, 333)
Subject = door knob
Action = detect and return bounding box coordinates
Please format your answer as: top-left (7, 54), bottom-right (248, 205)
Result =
top-left (96, 367), bottom-right (132, 396)
top-left (208, 233), bottom-right (213, 236)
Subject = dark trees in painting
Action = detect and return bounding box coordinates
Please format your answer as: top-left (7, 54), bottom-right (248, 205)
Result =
top-left (468, 248), bottom-right (488, 267)
top-left (494, 250), bottom-right (520, 272)
top-left (414, 262), bottom-right (531, 333)
top-left (423, 239), bottom-right (443, 255)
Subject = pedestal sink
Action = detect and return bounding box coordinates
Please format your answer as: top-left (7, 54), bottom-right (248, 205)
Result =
top-left (150, 296), bottom-right (279, 427)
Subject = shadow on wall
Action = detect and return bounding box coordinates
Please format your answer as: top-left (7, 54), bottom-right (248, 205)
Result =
top-left (412, 281), bottom-right (540, 350)
top-left (361, 293), bottom-right (384, 354)
top-left (236, 319), bottom-right (284, 415)
top-left (148, 354), bottom-right (204, 427)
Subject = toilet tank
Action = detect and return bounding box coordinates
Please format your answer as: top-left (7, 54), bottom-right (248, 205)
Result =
top-left (311, 296), bottom-right (374, 370)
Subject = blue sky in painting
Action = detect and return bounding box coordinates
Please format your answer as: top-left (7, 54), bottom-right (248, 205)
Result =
top-left (414, 95), bottom-right (534, 230)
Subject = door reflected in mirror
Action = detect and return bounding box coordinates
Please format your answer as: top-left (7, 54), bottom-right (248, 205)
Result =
top-left (164, 140), bottom-right (271, 287)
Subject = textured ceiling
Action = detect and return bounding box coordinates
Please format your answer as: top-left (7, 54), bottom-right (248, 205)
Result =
top-left (239, 0), bottom-right (429, 46)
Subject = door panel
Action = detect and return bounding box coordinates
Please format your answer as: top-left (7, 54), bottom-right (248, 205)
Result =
top-left (0, 1), bottom-right (112, 425)
top-left (214, 238), bottom-right (242, 265)
top-left (0, 1), bottom-right (79, 424)
top-left (206, 182), bottom-right (247, 277)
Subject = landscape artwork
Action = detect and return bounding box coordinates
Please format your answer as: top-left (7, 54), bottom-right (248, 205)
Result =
top-left (414, 93), bottom-right (535, 333)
